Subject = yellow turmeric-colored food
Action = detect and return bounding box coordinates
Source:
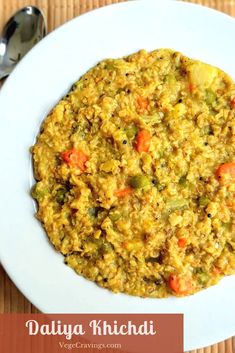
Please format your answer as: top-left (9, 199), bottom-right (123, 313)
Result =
top-left (31, 49), bottom-right (235, 297)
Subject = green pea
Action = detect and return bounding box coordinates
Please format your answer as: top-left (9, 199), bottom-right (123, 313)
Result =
top-left (199, 196), bottom-right (210, 207)
top-left (202, 125), bottom-right (213, 135)
top-left (31, 183), bottom-right (49, 201)
top-left (92, 238), bottom-right (103, 246)
top-left (194, 267), bottom-right (204, 274)
top-left (109, 211), bottom-right (121, 222)
top-left (179, 175), bottom-right (188, 187)
top-left (222, 222), bottom-right (232, 230)
top-left (198, 272), bottom-right (209, 285)
top-left (165, 74), bottom-right (176, 85)
top-left (100, 242), bottom-right (113, 254)
top-left (156, 183), bottom-right (165, 191)
top-left (31, 184), bottom-right (39, 199)
top-left (152, 178), bottom-right (165, 191)
top-left (130, 175), bottom-right (150, 189)
top-left (88, 207), bottom-right (100, 218)
top-left (126, 125), bottom-right (138, 138)
top-left (105, 62), bottom-right (116, 70)
top-left (56, 187), bottom-right (67, 205)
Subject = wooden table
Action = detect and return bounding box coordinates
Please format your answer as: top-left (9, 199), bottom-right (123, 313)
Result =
top-left (0, 1), bottom-right (235, 352)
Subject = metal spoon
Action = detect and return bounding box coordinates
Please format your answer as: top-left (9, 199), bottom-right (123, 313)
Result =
top-left (0, 6), bottom-right (46, 80)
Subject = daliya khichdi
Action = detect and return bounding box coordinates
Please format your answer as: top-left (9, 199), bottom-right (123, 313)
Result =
top-left (31, 49), bottom-right (235, 297)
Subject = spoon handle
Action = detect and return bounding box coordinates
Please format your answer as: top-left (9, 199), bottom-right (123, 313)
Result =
top-left (0, 72), bottom-right (8, 80)
top-left (0, 38), bottom-right (8, 80)
top-left (0, 77), bottom-right (4, 88)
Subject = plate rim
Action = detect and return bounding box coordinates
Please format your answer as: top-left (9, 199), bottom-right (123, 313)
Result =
top-left (0, 0), bottom-right (235, 351)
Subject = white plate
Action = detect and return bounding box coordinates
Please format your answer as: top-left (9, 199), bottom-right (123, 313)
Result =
top-left (0, 0), bottom-right (235, 351)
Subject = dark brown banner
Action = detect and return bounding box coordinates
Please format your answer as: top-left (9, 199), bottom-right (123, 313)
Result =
top-left (0, 314), bottom-right (183, 353)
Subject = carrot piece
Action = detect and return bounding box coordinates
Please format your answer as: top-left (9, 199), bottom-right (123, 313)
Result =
top-left (230, 97), bottom-right (235, 108)
top-left (227, 198), bottom-right (235, 211)
top-left (95, 76), bottom-right (102, 83)
top-left (178, 237), bottom-right (187, 248)
top-left (168, 274), bottom-right (180, 293)
top-left (215, 162), bottom-right (235, 183)
top-left (168, 274), bottom-right (192, 295)
top-left (135, 129), bottom-right (151, 153)
top-left (61, 149), bottom-right (88, 171)
top-left (188, 83), bottom-right (195, 93)
top-left (116, 187), bottom-right (132, 197)
top-left (137, 97), bottom-right (149, 110)
top-left (213, 267), bottom-right (221, 275)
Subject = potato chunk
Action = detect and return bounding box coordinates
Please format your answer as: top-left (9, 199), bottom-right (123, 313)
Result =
top-left (188, 62), bottom-right (217, 88)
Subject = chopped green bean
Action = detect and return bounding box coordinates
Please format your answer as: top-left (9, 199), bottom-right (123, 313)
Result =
top-left (145, 257), bottom-right (160, 263)
top-left (166, 198), bottom-right (188, 212)
top-left (206, 89), bottom-right (216, 105)
top-left (130, 175), bottom-right (150, 189)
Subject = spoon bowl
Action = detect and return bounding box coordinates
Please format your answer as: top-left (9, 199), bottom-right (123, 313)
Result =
top-left (0, 6), bottom-right (46, 80)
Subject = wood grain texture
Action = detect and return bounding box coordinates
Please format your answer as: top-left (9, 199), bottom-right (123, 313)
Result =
top-left (0, 0), bottom-right (234, 352)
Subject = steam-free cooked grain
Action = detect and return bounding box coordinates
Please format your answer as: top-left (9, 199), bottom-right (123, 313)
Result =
top-left (31, 49), bottom-right (235, 297)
